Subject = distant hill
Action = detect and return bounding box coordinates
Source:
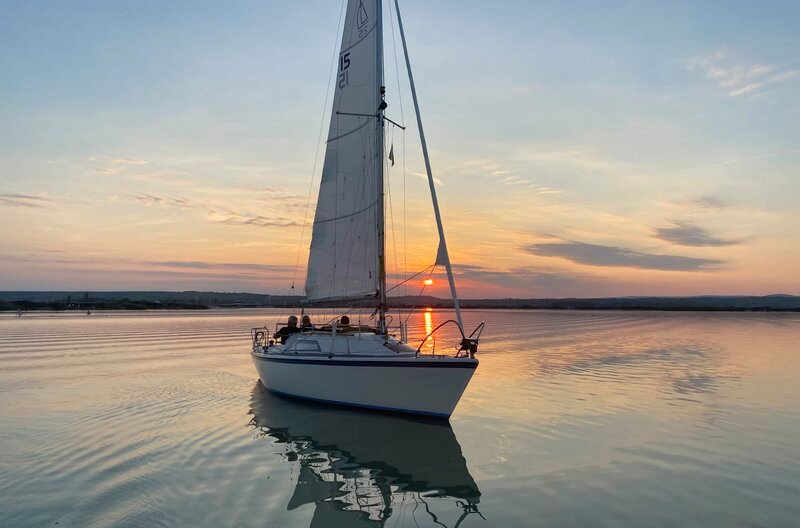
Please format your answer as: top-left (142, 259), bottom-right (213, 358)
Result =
top-left (0, 291), bottom-right (304, 311)
top-left (1, 291), bottom-right (799, 312)
top-left (451, 295), bottom-right (800, 311)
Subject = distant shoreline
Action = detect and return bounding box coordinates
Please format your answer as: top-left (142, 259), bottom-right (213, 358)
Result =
top-left (2, 291), bottom-right (799, 313)
top-left (5, 307), bottom-right (799, 313)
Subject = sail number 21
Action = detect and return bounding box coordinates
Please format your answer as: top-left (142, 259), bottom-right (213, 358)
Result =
top-left (338, 53), bottom-right (351, 88)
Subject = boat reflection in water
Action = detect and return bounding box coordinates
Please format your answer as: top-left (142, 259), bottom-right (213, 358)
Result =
top-left (248, 382), bottom-right (482, 527)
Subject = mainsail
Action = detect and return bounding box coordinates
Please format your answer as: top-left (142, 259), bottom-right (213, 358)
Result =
top-left (305, 0), bottom-right (384, 303)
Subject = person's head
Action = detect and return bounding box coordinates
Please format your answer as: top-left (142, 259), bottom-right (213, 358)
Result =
top-left (340, 315), bottom-right (350, 325)
top-left (301, 315), bottom-right (311, 326)
top-left (287, 315), bottom-right (298, 327)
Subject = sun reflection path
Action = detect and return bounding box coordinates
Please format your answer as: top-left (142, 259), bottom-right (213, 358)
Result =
top-left (424, 308), bottom-right (434, 350)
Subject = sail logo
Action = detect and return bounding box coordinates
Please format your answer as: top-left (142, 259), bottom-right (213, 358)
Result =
top-left (356, 1), bottom-right (369, 36)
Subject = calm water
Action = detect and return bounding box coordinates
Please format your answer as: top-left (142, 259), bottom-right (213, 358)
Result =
top-left (1, 309), bottom-right (799, 527)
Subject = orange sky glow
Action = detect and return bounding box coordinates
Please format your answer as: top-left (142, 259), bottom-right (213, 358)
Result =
top-left (1, 2), bottom-right (798, 298)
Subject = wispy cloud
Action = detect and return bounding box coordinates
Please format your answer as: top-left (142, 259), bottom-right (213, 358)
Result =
top-left (653, 221), bottom-right (739, 247)
top-left (453, 263), bottom-right (587, 290)
top-left (117, 193), bottom-right (301, 228)
top-left (410, 170), bottom-right (444, 187)
top-left (0, 194), bottom-right (55, 209)
top-left (128, 170), bottom-right (193, 185)
top-left (92, 156), bottom-right (148, 175)
top-left (687, 50), bottom-right (798, 98)
top-left (475, 161), bottom-right (563, 194)
top-left (122, 194), bottom-right (195, 209)
top-left (257, 188), bottom-right (309, 205)
top-left (676, 150), bottom-right (798, 173)
top-left (525, 240), bottom-right (723, 271)
top-left (688, 195), bottom-right (725, 209)
top-left (665, 195), bottom-right (728, 210)
top-left (148, 260), bottom-right (294, 273)
top-left (519, 148), bottom-right (630, 172)
top-left (111, 157), bottom-right (148, 165)
top-left (206, 210), bottom-right (300, 228)
top-left (95, 167), bottom-right (123, 175)
top-left (502, 176), bottom-right (529, 186)
top-left (1, 253), bottom-right (294, 275)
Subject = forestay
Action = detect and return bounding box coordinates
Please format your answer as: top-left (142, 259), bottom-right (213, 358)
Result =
top-left (305, 0), bottom-right (383, 303)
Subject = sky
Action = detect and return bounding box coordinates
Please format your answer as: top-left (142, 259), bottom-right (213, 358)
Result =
top-left (1, 0), bottom-right (798, 298)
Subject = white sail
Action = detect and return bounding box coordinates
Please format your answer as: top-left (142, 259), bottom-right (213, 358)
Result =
top-left (305, 0), bottom-right (383, 303)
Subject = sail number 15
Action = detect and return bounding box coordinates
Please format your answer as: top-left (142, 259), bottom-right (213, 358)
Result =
top-left (338, 52), bottom-right (351, 88)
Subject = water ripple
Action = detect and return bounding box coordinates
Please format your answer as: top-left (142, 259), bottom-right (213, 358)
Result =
top-left (1, 309), bottom-right (799, 527)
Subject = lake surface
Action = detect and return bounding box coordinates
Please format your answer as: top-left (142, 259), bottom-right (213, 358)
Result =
top-left (1, 309), bottom-right (799, 527)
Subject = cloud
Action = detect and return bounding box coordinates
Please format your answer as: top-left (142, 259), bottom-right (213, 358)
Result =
top-left (1, 254), bottom-right (295, 277)
top-left (118, 193), bottom-right (301, 228)
top-left (687, 50), bottom-right (798, 98)
top-left (206, 210), bottom-right (300, 228)
top-left (453, 264), bottom-right (585, 289)
top-left (93, 157), bottom-right (148, 175)
top-left (502, 176), bottom-right (529, 186)
top-left (128, 170), bottom-right (193, 185)
top-left (122, 194), bottom-right (195, 209)
top-left (477, 163), bottom-right (563, 194)
top-left (727, 70), bottom-right (798, 97)
top-left (530, 185), bottom-right (561, 195)
top-left (525, 240), bottom-right (723, 271)
top-left (689, 195), bottom-right (725, 209)
top-left (111, 157), bottom-right (148, 165)
top-left (665, 195), bottom-right (728, 211)
top-left (519, 148), bottom-right (630, 172)
top-left (148, 260), bottom-right (295, 273)
top-left (410, 171), bottom-right (444, 187)
top-left (0, 194), bottom-right (55, 208)
top-left (653, 221), bottom-right (739, 247)
top-left (256, 188), bottom-right (308, 206)
top-left (677, 150), bottom-right (797, 173)
top-left (95, 167), bottom-right (123, 175)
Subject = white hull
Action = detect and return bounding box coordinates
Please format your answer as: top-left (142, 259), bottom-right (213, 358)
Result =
top-left (251, 347), bottom-right (477, 418)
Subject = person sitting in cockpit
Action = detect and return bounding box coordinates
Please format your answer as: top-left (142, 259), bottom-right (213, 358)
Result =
top-left (300, 314), bottom-right (314, 331)
top-left (274, 315), bottom-right (301, 344)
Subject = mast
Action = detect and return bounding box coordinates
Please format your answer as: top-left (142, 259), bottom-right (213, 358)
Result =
top-left (376, 0), bottom-right (387, 333)
top-left (393, 0), bottom-right (464, 332)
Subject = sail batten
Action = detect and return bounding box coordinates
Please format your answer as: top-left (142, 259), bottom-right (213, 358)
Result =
top-left (305, 0), bottom-right (383, 304)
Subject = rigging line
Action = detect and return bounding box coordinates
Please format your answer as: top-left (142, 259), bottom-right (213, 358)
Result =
top-left (385, 263), bottom-right (435, 293)
top-left (403, 130), bottom-right (407, 297)
top-left (389, 0), bottom-right (409, 304)
top-left (325, 119), bottom-right (370, 142)
top-left (402, 264), bottom-right (436, 325)
top-left (290, 0), bottom-right (347, 291)
top-left (311, 198), bottom-right (378, 225)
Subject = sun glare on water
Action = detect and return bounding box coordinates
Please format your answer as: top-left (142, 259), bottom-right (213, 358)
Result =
top-left (424, 309), bottom-right (433, 349)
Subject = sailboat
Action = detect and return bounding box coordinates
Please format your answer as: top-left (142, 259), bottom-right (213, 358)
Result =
top-left (251, 0), bottom-right (484, 418)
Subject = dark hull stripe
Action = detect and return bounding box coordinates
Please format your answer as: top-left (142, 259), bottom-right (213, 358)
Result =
top-left (266, 388), bottom-right (451, 418)
top-left (252, 354), bottom-right (478, 369)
